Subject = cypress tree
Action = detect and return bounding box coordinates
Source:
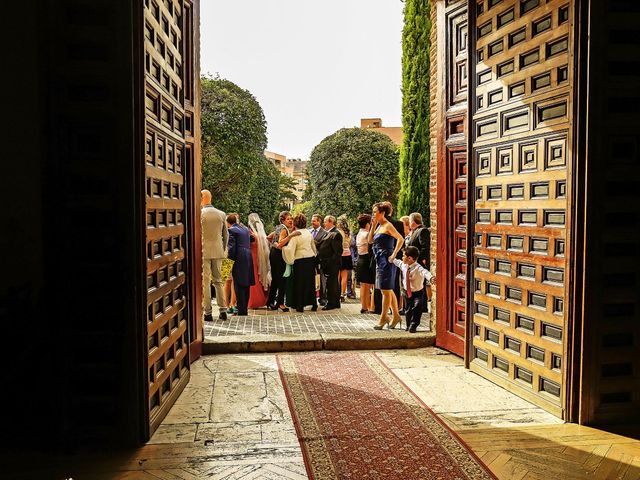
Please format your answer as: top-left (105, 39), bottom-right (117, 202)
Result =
top-left (398, 0), bottom-right (431, 222)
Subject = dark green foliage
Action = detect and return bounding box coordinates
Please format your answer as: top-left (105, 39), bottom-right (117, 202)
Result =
top-left (200, 75), bottom-right (283, 225)
top-left (308, 128), bottom-right (399, 221)
top-left (398, 0), bottom-right (431, 223)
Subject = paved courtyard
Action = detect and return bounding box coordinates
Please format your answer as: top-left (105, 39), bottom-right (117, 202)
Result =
top-left (204, 297), bottom-right (432, 339)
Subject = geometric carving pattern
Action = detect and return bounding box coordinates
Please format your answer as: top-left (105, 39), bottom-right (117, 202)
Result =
top-left (145, 0), bottom-right (191, 432)
top-left (438, 0), bottom-right (469, 357)
top-left (470, 0), bottom-right (573, 416)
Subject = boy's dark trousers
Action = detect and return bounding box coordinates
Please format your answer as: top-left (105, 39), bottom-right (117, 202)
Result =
top-left (234, 282), bottom-right (251, 316)
top-left (404, 288), bottom-right (425, 331)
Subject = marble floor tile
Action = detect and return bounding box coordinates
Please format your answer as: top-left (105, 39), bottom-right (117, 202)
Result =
top-left (188, 371), bottom-right (215, 388)
top-left (162, 403), bottom-right (211, 425)
top-left (264, 371), bottom-right (290, 410)
top-left (211, 372), bottom-right (277, 423)
top-left (195, 422), bottom-right (262, 443)
top-left (147, 423), bottom-right (197, 444)
top-left (260, 422), bottom-right (299, 444)
top-left (215, 355), bottom-right (278, 373)
top-left (174, 385), bottom-right (214, 405)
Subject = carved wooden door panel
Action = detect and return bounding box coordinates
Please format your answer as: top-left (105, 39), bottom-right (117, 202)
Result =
top-left (469, 0), bottom-right (574, 417)
top-left (436, 0), bottom-right (468, 357)
top-left (144, 0), bottom-right (191, 433)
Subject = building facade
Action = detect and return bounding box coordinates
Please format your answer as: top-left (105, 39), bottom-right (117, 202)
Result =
top-left (266, 150), bottom-right (309, 210)
top-left (360, 117), bottom-right (403, 146)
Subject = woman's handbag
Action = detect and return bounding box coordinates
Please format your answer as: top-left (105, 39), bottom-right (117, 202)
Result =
top-left (283, 263), bottom-right (292, 278)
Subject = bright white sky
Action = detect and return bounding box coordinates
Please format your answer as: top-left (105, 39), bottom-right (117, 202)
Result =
top-left (200, 0), bottom-right (404, 160)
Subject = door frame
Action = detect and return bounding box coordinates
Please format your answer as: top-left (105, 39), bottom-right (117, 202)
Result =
top-left (435, 0), bottom-right (468, 358)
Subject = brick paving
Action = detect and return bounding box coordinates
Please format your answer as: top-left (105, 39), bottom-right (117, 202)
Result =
top-left (204, 297), bottom-right (432, 338)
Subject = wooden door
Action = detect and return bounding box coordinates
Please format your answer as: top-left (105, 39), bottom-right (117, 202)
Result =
top-left (182, 0), bottom-right (203, 363)
top-left (572, 0), bottom-right (640, 425)
top-left (144, 0), bottom-right (192, 434)
top-left (436, 0), bottom-right (469, 357)
top-left (468, 0), bottom-right (575, 417)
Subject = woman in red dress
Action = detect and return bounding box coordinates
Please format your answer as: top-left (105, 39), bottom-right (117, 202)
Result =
top-left (248, 213), bottom-right (271, 309)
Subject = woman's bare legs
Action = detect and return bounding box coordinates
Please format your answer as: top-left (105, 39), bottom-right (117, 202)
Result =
top-left (360, 282), bottom-right (372, 312)
top-left (389, 291), bottom-right (402, 328)
top-left (225, 278), bottom-right (236, 308)
top-left (339, 269), bottom-right (348, 297)
top-left (230, 281), bottom-right (236, 307)
top-left (376, 289), bottom-right (393, 327)
top-left (224, 279), bottom-right (233, 307)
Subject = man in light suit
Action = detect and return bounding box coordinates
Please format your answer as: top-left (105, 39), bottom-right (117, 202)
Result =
top-left (227, 214), bottom-right (255, 316)
top-left (201, 190), bottom-right (228, 321)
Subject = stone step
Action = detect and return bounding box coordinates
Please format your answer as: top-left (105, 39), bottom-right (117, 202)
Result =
top-left (202, 331), bottom-right (435, 354)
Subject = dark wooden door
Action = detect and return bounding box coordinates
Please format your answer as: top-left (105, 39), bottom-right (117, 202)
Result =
top-left (468, 0), bottom-right (575, 418)
top-left (436, 0), bottom-right (468, 357)
top-left (573, 0), bottom-right (640, 425)
top-left (144, 0), bottom-right (193, 434)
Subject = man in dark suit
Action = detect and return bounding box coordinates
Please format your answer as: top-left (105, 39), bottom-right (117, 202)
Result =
top-left (407, 212), bottom-right (432, 309)
top-left (317, 215), bottom-right (343, 310)
top-left (310, 214), bottom-right (328, 305)
top-left (227, 214), bottom-right (255, 316)
top-left (407, 212), bottom-right (430, 268)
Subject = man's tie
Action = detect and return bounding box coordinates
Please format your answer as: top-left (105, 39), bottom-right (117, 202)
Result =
top-left (312, 229), bottom-right (317, 239)
top-left (406, 267), bottom-right (412, 298)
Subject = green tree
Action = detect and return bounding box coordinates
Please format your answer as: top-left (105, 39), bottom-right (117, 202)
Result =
top-left (308, 128), bottom-right (399, 220)
top-left (278, 174), bottom-right (298, 205)
top-left (247, 159), bottom-right (281, 226)
top-left (398, 0), bottom-right (431, 222)
top-left (200, 75), bottom-right (281, 224)
top-left (292, 200), bottom-right (314, 220)
top-left (301, 181), bottom-right (313, 202)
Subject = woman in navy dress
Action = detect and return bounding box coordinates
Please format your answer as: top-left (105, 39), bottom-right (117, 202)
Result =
top-left (369, 202), bottom-right (405, 329)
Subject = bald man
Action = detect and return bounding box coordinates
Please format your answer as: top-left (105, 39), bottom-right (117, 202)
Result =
top-left (201, 190), bottom-right (228, 321)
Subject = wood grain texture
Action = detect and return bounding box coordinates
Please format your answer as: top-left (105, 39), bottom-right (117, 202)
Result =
top-left (459, 424), bottom-right (640, 480)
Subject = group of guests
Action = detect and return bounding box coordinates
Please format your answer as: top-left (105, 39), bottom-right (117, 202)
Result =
top-left (268, 212), bottom-right (358, 313)
top-left (201, 189), bottom-right (435, 332)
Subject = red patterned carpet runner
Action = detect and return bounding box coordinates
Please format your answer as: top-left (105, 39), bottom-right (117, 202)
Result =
top-left (277, 352), bottom-right (496, 480)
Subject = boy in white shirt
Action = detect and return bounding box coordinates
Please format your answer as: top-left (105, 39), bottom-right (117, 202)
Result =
top-left (393, 246), bottom-right (436, 333)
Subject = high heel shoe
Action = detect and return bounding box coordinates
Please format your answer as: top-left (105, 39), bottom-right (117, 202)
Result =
top-left (278, 305), bottom-right (290, 312)
top-left (389, 318), bottom-right (402, 329)
top-left (374, 319), bottom-right (390, 330)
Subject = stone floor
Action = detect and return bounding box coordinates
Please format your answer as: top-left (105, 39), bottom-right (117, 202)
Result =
top-left (8, 347), bottom-right (639, 479)
top-left (145, 347), bottom-right (563, 478)
top-left (204, 296), bottom-right (432, 339)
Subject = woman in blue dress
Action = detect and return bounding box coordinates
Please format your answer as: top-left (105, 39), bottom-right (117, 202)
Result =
top-left (369, 202), bottom-right (405, 329)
